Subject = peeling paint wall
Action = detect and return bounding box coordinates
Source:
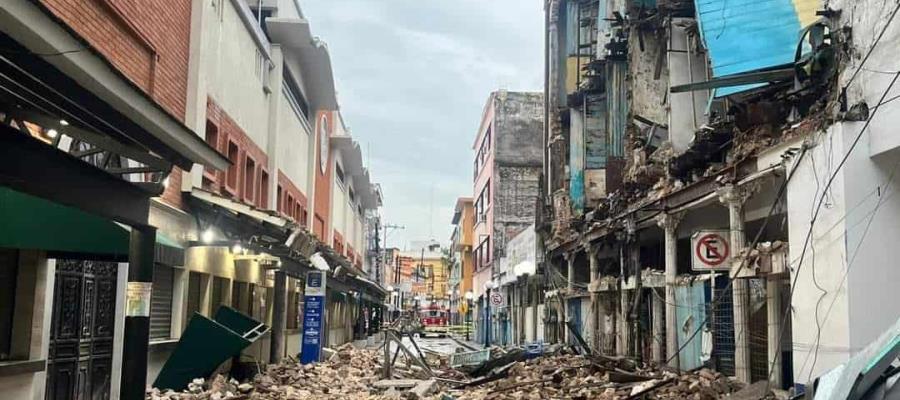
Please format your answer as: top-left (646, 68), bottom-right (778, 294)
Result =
top-left (667, 18), bottom-right (710, 154)
top-left (494, 92), bottom-right (544, 166)
top-left (629, 28), bottom-right (669, 126)
top-left (570, 108), bottom-right (586, 213)
top-left (491, 91), bottom-right (543, 260)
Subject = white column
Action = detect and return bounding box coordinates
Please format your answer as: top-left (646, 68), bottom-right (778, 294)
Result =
top-left (651, 288), bottom-right (665, 363)
top-left (587, 244), bottom-right (600, 352)
top-left (617, 246), bottom-right (630, 356)
top-left (767, 275), bottom-right (784, 388)
top-left (656, 212), bottom-right (682, 368)
top-left (719, 184), bottom-right (751, 383)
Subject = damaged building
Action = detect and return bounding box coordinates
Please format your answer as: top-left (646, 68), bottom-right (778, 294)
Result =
top-left (537, 0), bottom-right (900, 393)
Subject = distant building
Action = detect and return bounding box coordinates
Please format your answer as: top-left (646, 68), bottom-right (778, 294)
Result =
top-left (471, 90), bottom-right (543, 345)
top-left (449, 197), bottom-right (475, 323)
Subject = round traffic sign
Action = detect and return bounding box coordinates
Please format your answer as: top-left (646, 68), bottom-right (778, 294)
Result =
top-left (694, 233), bottom-right (730, 266)
top-left (489, 292), bottom-right (503, 306)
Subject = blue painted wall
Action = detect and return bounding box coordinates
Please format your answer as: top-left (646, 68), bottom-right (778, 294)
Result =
top-left (675, 281), bottom-right (708, 370)
top-left (695, 0), bottom-right (808, 96)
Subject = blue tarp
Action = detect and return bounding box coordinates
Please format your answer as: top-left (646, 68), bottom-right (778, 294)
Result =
top-left (695, 0), bottom-right (808, 96)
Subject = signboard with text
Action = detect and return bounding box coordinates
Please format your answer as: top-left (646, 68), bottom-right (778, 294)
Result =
top-left (300, 271), bottom-right (327, 364)
top-left (691, 230), bottom-right (731, 271)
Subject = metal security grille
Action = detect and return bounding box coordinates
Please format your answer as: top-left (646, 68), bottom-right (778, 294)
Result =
top-left (710, 281), bottom-right (735, 377)
top-left (149, 264), bottom-right (173, 339)
top-left (749, 278), bottom-right (770, 382)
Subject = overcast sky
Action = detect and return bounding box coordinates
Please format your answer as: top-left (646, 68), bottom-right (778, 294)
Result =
top-left (301, 1), bottom-right (544, 249)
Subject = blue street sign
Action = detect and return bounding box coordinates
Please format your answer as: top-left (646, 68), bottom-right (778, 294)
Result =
top-left (300, 271), bottom-right (327, 364)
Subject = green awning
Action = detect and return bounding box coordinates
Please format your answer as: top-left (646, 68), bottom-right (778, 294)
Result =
top-left (0, 186), bottom-right (128, 256)
top-left (0, 187), bottom-right (185, 264)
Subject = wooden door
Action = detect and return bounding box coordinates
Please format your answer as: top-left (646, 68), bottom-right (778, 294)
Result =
top-left (46, 259), bottom-right (118, 400)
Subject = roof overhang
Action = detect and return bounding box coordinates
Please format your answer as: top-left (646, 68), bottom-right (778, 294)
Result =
top-left (266, 17), bottom-right (338, 110)
top-left (331, 134), bottom-right (381, 209)
top-left (0, 1), bottom-right (230, 171)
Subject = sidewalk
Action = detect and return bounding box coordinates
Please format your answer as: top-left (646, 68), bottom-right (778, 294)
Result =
top-left (449, 334), bottom-right (482, 351)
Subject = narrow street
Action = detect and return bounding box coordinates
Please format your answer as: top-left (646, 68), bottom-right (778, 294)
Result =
top-left (2, 0), bottom-right (900, 399)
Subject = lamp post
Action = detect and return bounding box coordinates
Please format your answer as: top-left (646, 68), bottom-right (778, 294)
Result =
top-left (464, 291), bottom-right (474, 342)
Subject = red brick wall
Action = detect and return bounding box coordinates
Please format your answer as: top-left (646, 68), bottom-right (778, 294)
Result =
top-left (159, 167), bottom-right (184, 209)
top-left (277, 171), bottom-right (308, 225)
top-left (39, 0), bottom-right (194, 209)
top-left (203, 98), bottom-right (269, 208)
top-left (39, 0), bottom-right (192, 119)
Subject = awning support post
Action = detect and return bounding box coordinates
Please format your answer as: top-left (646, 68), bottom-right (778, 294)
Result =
top-left (270, 270), bottom-right (287, 363)
top-left (121, 225), bottom-right (156, 400)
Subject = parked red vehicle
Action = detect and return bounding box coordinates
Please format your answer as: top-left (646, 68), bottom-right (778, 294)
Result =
top-left (419, 304), bottom-right (449, 337)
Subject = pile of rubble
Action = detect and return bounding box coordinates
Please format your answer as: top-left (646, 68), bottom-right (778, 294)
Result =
top-left (148, 342), bottom-right (753, 400)
top-left (436, 353), bottom-right (744, 400)
top-left (146, 375), bottom-right (253, 400)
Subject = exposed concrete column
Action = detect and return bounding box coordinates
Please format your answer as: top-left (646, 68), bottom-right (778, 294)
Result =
top-left (587, 244), bottom-right (600, 352)
top-left (617, 244), bottom-right (630, 356)
top-left (565, 254), bottom-right (575, 344)
top-left (767, 275), bottom-right (784, 389)
top-left (651, 288), bottom-right (665, 363)
top-left (718, 184), bottom-right (751, 383)
top-left (656, 212), bottom-right (683, 368)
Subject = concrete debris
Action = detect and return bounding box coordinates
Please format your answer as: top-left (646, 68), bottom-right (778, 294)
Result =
top-left (149, 343), bottom-right (749, 400)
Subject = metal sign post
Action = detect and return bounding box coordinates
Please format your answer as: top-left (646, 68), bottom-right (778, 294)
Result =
top-left (300, 270), bottom-right (327, 364)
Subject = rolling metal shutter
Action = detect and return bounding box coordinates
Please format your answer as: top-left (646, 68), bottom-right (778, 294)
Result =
top-left (150, 264), bottom-right (174, 339)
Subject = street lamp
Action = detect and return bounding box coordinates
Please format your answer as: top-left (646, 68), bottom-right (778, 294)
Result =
top-left (464, 291), bottom-right (474, 341)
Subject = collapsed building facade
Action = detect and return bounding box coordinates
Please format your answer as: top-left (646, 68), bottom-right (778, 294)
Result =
top-left (539, 0), bottom-right (900, 392)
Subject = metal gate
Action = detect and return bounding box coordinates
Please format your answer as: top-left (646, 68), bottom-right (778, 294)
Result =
top-left (46, 259), bottom-right (118, 400)
top-left (709, 278), bottom-right (735, 377)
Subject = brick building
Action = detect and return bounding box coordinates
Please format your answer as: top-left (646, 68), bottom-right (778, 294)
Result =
top-left (0, 1), bottom-right (385, 399)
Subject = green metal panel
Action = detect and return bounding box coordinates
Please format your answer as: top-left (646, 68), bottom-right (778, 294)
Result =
top-left (153, 306), bottom-right (269, 390)
top-left (0, 187), bottom-right (128, 256)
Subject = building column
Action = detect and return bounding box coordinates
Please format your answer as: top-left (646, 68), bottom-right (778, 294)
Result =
top-left (656, 212), bottom-right (682, 368)
top-left (719, 184), bottom-right (752, 383)
top-left (270, 270), bottom-right (287, 363)
top-left (587, 244), bottom-right (600, 352)
top-left (565, 254), bottom-right (574, 344)
top-left (651, 288), bottom-right (665, 363)
top-left (767, 275), bottom-right (784, 389)
top-left (617, 245), bottom-right (630, 356)
top-left (121, 225), bottom-right (156, 400)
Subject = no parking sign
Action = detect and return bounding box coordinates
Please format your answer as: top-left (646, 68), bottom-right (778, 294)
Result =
top-left (691, 230), bottom-right (731, 271)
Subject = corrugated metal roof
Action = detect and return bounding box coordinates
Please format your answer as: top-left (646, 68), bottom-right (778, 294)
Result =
top-left (695, 0), bottom-right (817, 96)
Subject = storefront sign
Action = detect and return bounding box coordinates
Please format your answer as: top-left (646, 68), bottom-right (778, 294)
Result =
top-left (125, 282), bottom-right (152, 317)
top-left (300, 270), bottom-right (327, 364)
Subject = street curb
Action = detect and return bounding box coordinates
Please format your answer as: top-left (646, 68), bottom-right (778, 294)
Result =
top-left (449, 335), bottom-right (479, 352)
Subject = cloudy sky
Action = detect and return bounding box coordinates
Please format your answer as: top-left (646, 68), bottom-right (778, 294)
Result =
top-left (301, 1), bottom-right (544, 249)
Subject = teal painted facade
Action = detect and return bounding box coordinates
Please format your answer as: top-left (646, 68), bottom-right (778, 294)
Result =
top-left (695, 0), bottom-right (806, 96)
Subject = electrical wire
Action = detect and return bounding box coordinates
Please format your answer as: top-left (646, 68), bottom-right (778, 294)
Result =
top-left (843, 1), bottom-right (900, 90)
top-left (765, 69), bottom-right (900, 387)
top-left (799, 132), bottom-right (900, 381)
